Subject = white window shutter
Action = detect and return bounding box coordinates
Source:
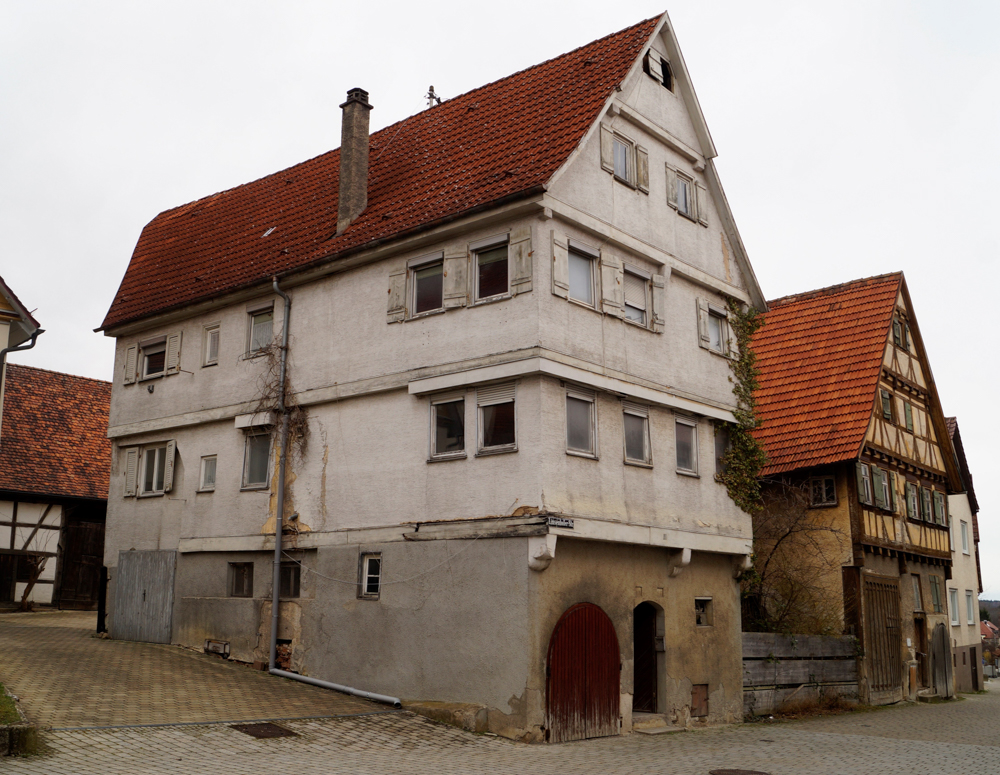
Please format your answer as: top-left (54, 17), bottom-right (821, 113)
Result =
top-left (600, 253), bottom-right (624, 317)
top-left (442, 248), bottom-right (468, 309)
top-left (510, 225), bottom-right (533, 295)
top-left (666, 165), bottom-right (678, 210)
top-left (163, 440), bottom-right (177, 493)
top-left (651, 274), bottom-right (666, 333)
top-left (123, 345), bottom-right (138, 385)
top-left (636, 146), bottom-right (649, 193)
top-left (551, 231), bottom-right (570, 299)
top-left (600, 125), bottom-right (614, 173)
top-left (726, 316), bottom-right (739, 360)
top-left (165, 332), bottom-right (182, 375)
top-left (124, 448), bottom-right (138, 497)
top-left (696, 182), bottom-right (709, 226)
top-left (697, 298), bottom-right (711, 348)
top-left (646, 53), bottom-right (663, 82)
top-left (387, 269), bottom-right (406, 323)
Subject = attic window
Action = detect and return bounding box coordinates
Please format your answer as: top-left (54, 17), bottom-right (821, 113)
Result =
top-left (644, 52), bottom-right (673, 92)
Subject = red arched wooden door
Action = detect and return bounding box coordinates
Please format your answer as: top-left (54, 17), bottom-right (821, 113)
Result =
top-left (546, 602), bottom-right (620, 742)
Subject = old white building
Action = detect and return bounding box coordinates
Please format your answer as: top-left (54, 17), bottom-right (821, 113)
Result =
top-left (100, 13), bottom-right (765, 742)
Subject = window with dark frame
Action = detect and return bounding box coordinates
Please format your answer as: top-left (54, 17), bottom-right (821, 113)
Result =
top-left (933, 491), bottom-right (947, 526)
top-left (566, 390), bottom-right (596, 457)
top-left (431, 397), bottom-right (465, 459)
top-left (358, 553), bottom-right (381, 600)
top-left (920, 486), bottom-right (932, 522)
top-left (478, 384), bottom-right (516, 453)
top-left (810, 476), bottom-right (837, 506)
top-left (243, 433), bottom-right (271, 489)
top-left (228, 562), bottom-right (253, 598)
top-left (279, 561), bottom-right (300, 598)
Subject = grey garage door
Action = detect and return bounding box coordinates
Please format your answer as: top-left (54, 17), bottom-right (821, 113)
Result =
top-left (112, 550), bottom-right (176, 643)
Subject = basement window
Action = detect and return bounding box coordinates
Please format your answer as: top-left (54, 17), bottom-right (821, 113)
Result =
top-left (358, 553), bottom-right (381, 600)
top-left (279, 561), bottom-right (300, 598)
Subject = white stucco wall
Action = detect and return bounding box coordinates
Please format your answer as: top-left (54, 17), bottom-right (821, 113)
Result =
top-left (947, 492), bottom-right (981, 650)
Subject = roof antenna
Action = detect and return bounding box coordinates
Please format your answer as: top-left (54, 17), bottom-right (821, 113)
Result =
top-left (426, 85), bottom-right (442, 108)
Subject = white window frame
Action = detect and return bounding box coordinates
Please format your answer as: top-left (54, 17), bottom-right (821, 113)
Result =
top-left (612, 135), bottom-right (634, 186)
top-left (675, 417), bottom-right (699, 476)
top-left (961, 520), bottom-right (970, 554)
top-left (695, 597), bottom-right (713, 627)
top-left (565, 387), bottom-right (598, 459)
top-left (140, 339), bottom-right (167, 380)
top-left (676, 171), bottom-right (695, 220)
top-left (241, 432), bottom-right (272, 490)
top-left (622, 400), bottom-right (651, 466)
top-left (408, 252), bottom-right (445, 317)
top-left (471, 234), bottom-right (510, 303)
top-left (967, 591), bottom-right (975, 626)
top-left (358, 552), bottom-right (382, 600)
top-left (246, 304), bottom-right (274, 355)
top-left (429, 393), bottom-right (466, 462)
top-left (198, 455), bottom-right (217, 492)
top-left (706, 304), bottom-right (728, 355)
top-left (140, 444), bottom-right (168, 496)
top-left (477, 383), bottom-right (517, 456)
top-left (623, 265), bottom-right (650, 327)
top-left (203, 323), bottom-right (220, 367)
top-left (567, 240), bottom-right (598, 309)
top-left (950, 588), bottom-right (960, 626)
top-left (810, 476), bottom-right (837, 507)
top-left (858, 463), bottom-right (873, 506)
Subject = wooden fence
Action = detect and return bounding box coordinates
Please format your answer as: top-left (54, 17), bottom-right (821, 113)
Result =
top-left (743, 632), bottom-right (859, 715)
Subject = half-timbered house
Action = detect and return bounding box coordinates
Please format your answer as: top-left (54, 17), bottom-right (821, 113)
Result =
top-left (752, 272), bottom-right (961, 704)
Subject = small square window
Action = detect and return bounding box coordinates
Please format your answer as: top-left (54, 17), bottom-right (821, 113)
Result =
top-left (228, 562), bottom-right (253, 598)
top-left (568, 249), bottom-right (595, 306)
top-left (248, 309), bottom-right (273, 354)
top-left (477, 384), bottom-right (516, 454)
top-left (623, 269), bottom-right (649, 325)
top-left (141, 445), bottom-right (168, 495)
top-left (204, 325), bottom-right (220, 367)
top-left (358, 553), bottom-right (381, 600)
top-left (279, 561), bottom-right (300, 598)
top-left (142, 342), bottom-right (166, 379)
top-left (613, 137), bottom-right (632, 183)
top-left (566, 391), bottom-right (597, 457)
top-left (912, 574), bottom-right (923, 612)
top-left (475, 244), bottom-right (509, 300)
top-left (695, 598), bottom-right (713, 627)
top-left (431, 397), bottom-right (465, 460)
top-left (243, 433), bottom-right (271, 489)
top-left (675, 418), bottom-right (698, 475)
top-left (810, 476), bottom-right (837, 506)
top-left (714, 424), bottom-right (731, 475)
top-left (199, 455), bottom-right (217, 492)
top-left (413, 260), bottom-right (444, 314)
top-left (623, 403), bottom-right (650, 465)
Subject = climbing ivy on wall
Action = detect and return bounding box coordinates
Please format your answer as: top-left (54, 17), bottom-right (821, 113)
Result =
top-left (717, 298), bottom-right (768, 514)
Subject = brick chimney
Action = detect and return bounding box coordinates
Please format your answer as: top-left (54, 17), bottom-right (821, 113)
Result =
top-left (336, 88), bottom-right (373, 235)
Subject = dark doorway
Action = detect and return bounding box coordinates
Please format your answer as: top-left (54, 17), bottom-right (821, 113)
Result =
top-left (971, 648), bottom-right (979, 691)
top-left (633, 602), bottom-right (658, 712)
top-left (0, 554), bottom-right (15, 602)
top-left (546, 602), bottom-right (620, 743)
top-left (57, 521), bottom-right (105, 609)
top-left (914, 616), bottom-right (928, 687)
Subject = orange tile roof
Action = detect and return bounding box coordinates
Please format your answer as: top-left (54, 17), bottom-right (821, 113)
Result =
top-left (100, 16), bottom-right (660, 331)
top-left (0, 364), bottom-right (111, 500)
top-left (752, 273), bottom-right (902, 476)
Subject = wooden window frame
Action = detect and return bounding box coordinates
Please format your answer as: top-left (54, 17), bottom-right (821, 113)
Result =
top-left (139, 445), bottom-right (168, 497)
top-left (950, 588), bottom-right (960, 626)
top-left (880, 389), bottom-right (894, 421)
top-left (429, 394), bottom-right (466, 462)
top-left (357, 552), bottom-right (382, 600)
top-left (810, 476), bottom-right (837, 507)
top-left (565, 388), bottom-right (598, 459)
top-left (279, 560), bottom-right (300, 599)
top-left (904, 402), bottom-right (914, 432)
top-left (408, 252), bottom-right (446, 318)
top-left (198, 455), bottom-right (217, 493)
top-left (476, 383), bottom-right (517, 456)
top-left (471, 235), bottom-right (511, 304)
top-left (911, 574), bottom-right (923, 612)
top-left (227, 562), bottom-right (253, 598)
top-left (675, 417), bottom-right (699, 477)
top-left (203, 323), bottom-right (220, 367)
top-left (241, 431), bottom-right (272, 490)
top-left (622, 400), bottom-right (651, 466)
top-left (246, 304), bottom-right (274, 356)
top-left (856, 462), bottom-right (872, 506)
top-left (612, 135), bottom-right (634, 186)
top-left (929, 575), bottom-right (943, 613)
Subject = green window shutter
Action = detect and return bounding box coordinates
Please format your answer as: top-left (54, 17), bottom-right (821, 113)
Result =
top-left (880, 390), bottom-right (892, 420)
top-left (904, 402), bottom-right (913, 432)
top-left (855, 462), bottom-right (869, 505)
top-left (873, 467), bottom-right (886, 509)
top-left (889, 472), bottom-right (897, 513)
top-left (893, 319), bottom-right (901, 346)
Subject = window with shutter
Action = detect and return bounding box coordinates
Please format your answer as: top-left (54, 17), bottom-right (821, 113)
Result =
top-left (123, 345), bottom-right (138, 385)
top-left (387, 269), bottom-right (407, 322)
top-left (892, 319), bottom-right (902, 346)
top-left (696, 182), bottom-right (709, 226)
top-left (163, 440), bottom-right (176, 492)
top-left (676, 174), bottom-right (694, 219)
top-left (551, 232), bottom-right (570, 299)
top-left (600, 125), bottom-right (614, 173)
top-left (932, 491), bottom-right (944, 525)
top-left (140, 444), bottom-right (169, 496)
top-left (880, 390), bottom-right (893, 421)
top-left (714, 424), bottom-right (731, 475)
top-left (904, 402), bottom-right (914, 432)
top-left (920, 487), bottom-right (932, 521)
top-left (412, 257), bottom-right (444, 315)
top-left (666, 165), bottom-right (679, 210)
top-left (856, 462), bottom-right (872, 505)
top-left (872, 467), bottom-right (886, 510)
top-left (623, 269), bottom-right (648, 325)
top-left (124, 448), bottom-right (139, 497)
top-left (905, 482), bottom-right (918, 519)
top-left (636, 146), bottom-right (649, 193)
top-left (477, 383), bottom-right (516, 454)
top-left (929, 575), bottom-right (943, 613)
top-left (443, 247), bottom-right (469, 308)
top-left (568, 246), bottom-right (596, 307)
top-left (651, 274), bottom-right (666, 333)
top-left (204, 325), bottom-right (220, 367)
top-left (138, 336), bottom-right (167, 379)
top-left (165, 332), bottom-right (182, 375)
top-left (612, 137), bottom-right (632, 184)
top-left (600, 254), bottom-right (624, 318)
top-left (509, 225), bottom-right (532, 295)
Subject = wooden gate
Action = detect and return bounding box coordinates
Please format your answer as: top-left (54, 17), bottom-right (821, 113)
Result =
top-left (863, 574), bottom-right (902, 704)
top-left (112, 550), bottom-right (176, 644)
top-left (930, 623), bottom-right (952, 698)
top-left (547, 603), bottom-right (620, 743)
top-left (57, 521), bottom-right (105, 609)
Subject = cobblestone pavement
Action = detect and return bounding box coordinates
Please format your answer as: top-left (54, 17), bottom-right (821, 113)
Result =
top-left (3, 611), bottom-right (999, 774)
top-left (0, 610), bottom-right (377, 727)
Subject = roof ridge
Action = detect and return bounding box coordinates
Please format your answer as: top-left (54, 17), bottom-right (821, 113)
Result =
top-left (152, 15), bottom-right (661, 225)
top-left (767, 271), bottom-right (902, 307)
top-left (5, 362), bottom-right (112, 386)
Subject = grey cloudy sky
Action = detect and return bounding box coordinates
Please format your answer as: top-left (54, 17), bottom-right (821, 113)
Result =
top-left (3, 2), bottom-right (998, 592)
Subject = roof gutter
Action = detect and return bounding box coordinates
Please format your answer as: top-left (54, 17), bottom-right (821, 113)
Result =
top-left (0, 328), bottom-right (44, 368)
top-left (265, 277), bottom-right (400, 709)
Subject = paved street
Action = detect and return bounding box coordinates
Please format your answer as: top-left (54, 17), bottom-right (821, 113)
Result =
top-left (2, 611), bottom-right (999, 774)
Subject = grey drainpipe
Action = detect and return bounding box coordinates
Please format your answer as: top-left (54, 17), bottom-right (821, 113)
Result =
top-left (265, 278), bottom-right (400, 709)
top-left (0, 329), bottom-right (44, 367)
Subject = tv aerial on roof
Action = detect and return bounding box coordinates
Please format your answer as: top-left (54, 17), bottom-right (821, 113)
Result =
top-left (426, 85), bottom-right (443, 108)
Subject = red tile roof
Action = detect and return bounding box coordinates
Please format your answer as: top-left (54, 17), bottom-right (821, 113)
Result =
top-left (753, 273), bottom-right (902, 476)
top-left (0, 365), bottom-right (111, 501)
top-left (100, 16), bottom-right (660, 331)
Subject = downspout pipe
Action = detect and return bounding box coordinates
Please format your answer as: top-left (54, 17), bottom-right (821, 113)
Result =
top-left (0, 328), bottom-right (44, 367)
top-left (265, 278), bottom-right (400, 709)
